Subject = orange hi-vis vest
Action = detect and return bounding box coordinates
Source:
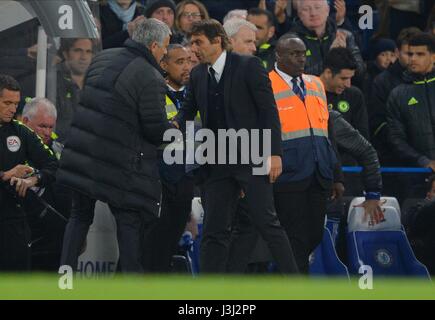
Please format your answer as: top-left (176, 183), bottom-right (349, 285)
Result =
top-left (269, 69), bottom-right (336, 182)
top-left (269, 70), bottom-right (329, 141)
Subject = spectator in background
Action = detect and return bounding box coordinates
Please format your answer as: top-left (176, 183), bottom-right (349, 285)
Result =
top-left (174, 0), bottom-right (210, 36)
top-left (320, 48), bottom-right (369, 147)
top-left (386, 33), bottom-right (435, 170)
top-left (223, 9), bottom-right (248, 24)
top-left (369, 27), bottom-right (421, 166)
top-left (364, 38), bottom-right (397, 97)
top-left (387, 0), bottom-right (431, 41)
top-left (224, 18), bottom-right (258, 56)
top-left (258, 0), bottom-right (293, 38)
top-left (247, 8), bottom-right (276, 70)
top-left (146, 0), bottom-right (186, 43)
top-left (290, 0), bottom-right (365, 84)
top-left (56, 38), bottom-right (95, 144)
top-left (386, 33), bottom-right (435, 202)
top-left (100, 0), bottom-right (146, 49)
top-left (198, 0), bottom-right (257, 23)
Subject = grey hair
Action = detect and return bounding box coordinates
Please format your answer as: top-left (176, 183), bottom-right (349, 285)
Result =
top-left (223, 18), bottom-right (257, 38)
top-left (223, 9), bottom-right (248, 24)
top-left (22, 97), bottom-right (57, 120)
top-left (131, 18), bottom-right (172, 48)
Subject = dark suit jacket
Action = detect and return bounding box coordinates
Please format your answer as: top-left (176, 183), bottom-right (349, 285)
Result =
top-left (175, 51), bottom-right (282, 158)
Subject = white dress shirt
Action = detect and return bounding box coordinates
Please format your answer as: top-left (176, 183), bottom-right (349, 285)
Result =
top-left (209, 50), bottom-right (227, 83)
top-left (274, 63), bottom-right (304, 91)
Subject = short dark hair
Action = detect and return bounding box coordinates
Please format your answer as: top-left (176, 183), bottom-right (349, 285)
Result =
top-left (427, 175), bottom-right (435, 192)
top-left (162, 43), bottom-right (185, 62)
top-left (247, 8), bottom-right (274, 27)
top-left (0, 74), bottom-right (20, 97)
top-left (396, 27), bottom-right (422, 48)
top-left (408, 32), bottom-right (435, 53)
top-left (189, 19), bottom-right (230, 51)
top-left (58, 38), bottom-right (96, 59)
top-left (324, 47), bottom-right (358, 75)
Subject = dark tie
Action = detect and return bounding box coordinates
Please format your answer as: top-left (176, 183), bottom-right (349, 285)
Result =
top-left (291, 77), bottom-right (305, 102)
top-left (209, 66), bottom-right (218, 88)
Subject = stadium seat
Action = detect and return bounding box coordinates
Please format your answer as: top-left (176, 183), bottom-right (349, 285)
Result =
top-left (326, 217), bottom-right (341, 247)
top-left (309, 227), bottom-right (349, 277)
top-left (346, 206), bottom-right (430, 278)
top-left (347, 230), bottom-right (430, 278)
top-left (348, 206), bottom-right (401, 233)
top-left (189, 197), bottom-right (204, 274)
top-left (348, 196), bottom-right (401, 220)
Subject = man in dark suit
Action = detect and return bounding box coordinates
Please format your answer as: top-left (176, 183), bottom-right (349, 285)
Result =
top-left (173, 19), bottom-right (298, 274)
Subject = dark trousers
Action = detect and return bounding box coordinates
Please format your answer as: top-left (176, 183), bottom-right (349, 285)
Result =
top-left (142, 176), bottom-right (194, 272)
top-left (274, 176), bottom-right (330, 273)
top-left (60, 191), bottom-right (156, 273)
top-left (0, 218), bottom-right (31, 271)
top-left (227, 197), bottom-right (274, 273)
top-left (200, 165), bottom-right (298, 274)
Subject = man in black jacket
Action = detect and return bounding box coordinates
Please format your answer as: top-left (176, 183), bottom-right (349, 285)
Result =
top-left (142, 43), bottom-right (195, 272)
top-left (369, 27), bottom-right (421, 166)
top-left (247, 8), bottom-right (276, 71)
top-left (320, 47), bottom-right (369, 164)
top-left (387, 33), bottom-right (435, 170)
top-left (330, 110), bottom-right (383, 220)
top-left (386, 33), bottom-right (435, 201)
top-left (290, 0), bottom-right (364, 81)
top-left (174, 20), bottom-right (298, 274)
top-left (0, 74), bottom-right (58, 271)
top-left (57, 18), bottom-right (172, 273)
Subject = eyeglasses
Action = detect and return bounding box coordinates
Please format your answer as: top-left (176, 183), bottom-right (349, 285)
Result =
top-left (181, 12), bottom-right (202, 19)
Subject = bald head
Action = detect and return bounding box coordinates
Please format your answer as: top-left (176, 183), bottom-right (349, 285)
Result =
top-left (276, 34), bottom-right (307, 77)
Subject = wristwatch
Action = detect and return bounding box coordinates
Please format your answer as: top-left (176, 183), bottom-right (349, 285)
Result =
top-left (33, 169), bottom-right (43, 186)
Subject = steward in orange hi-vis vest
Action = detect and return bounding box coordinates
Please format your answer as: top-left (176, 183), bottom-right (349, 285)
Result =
top-left (269, 70), bottom-right (337, 183)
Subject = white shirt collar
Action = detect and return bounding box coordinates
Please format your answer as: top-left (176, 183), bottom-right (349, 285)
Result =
top-left (167, 84), bottom-right (185, 92)
top-left (209, 50), bottom-right (227, 83)
top-left (274, 63), bottom-right (302, 89)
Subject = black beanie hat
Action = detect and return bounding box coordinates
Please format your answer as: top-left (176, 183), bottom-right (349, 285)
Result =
top-left (371, 38), bottom-right (397, 60)
top-left (146, 0), bottom-right (176, 18)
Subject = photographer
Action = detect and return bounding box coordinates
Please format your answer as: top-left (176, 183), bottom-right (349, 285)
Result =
top-left (0, 74), bottom-right (58, 271)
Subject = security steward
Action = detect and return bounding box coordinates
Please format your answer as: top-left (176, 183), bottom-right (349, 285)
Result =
top-left (270, 34), bottom-right (344, 273)
top-left (0, 74), bottom-right (58, 271)
top-left (142, 44), bottom-right (195, 272)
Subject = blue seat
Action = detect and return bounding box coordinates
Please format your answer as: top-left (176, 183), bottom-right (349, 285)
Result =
top-left (346, 203), bottom-right (430, 278)
top-left (326, 217), bottom-right (341, 247)
top-left (347, 230), bottom-right (430, 278)
top-left (309, 227), bottom-right (350, 277)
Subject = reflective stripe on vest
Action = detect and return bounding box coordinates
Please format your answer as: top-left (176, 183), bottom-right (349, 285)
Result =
top-left (269, 70), bottom-right (329, 141)
top-left (166, 95), bottom-right (178, 120)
